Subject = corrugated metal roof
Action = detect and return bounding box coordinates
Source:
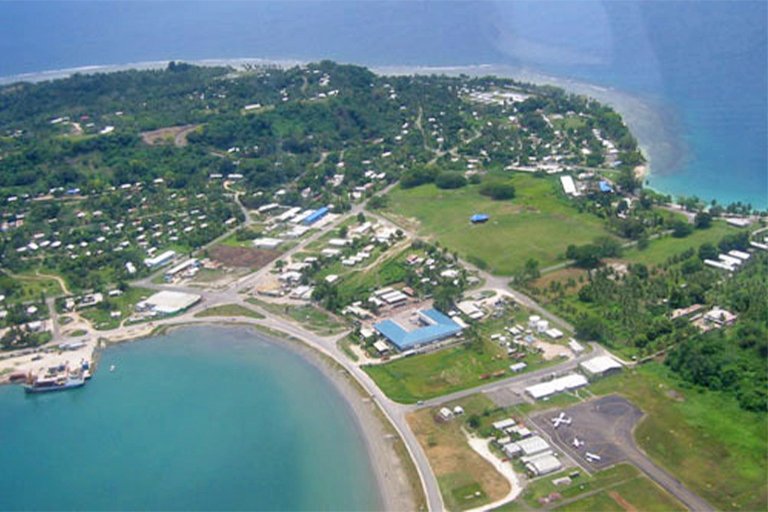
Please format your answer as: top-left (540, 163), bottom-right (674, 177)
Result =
top-left (374, 309), bottom-right (462, 350)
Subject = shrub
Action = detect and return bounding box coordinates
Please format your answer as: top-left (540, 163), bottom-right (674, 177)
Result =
top-left (479, 180), bottom-right (515, 200)
top-left (435, 172), bottom-right (467, 189)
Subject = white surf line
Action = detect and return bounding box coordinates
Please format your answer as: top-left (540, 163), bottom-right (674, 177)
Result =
top-left (464, 432), bottom-right (523, 512)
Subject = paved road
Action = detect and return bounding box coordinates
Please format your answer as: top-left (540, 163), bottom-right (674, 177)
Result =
top-left (33, 183), bottom-right (720, 512)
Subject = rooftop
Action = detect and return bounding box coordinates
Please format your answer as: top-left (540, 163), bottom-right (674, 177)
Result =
top-left (374, 309), bottom-right (462, 351)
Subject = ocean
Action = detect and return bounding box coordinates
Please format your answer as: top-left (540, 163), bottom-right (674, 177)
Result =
top-left (0, 327), bottom-right (380, 511)
top-left (0, 1), bottom-right (765, 207)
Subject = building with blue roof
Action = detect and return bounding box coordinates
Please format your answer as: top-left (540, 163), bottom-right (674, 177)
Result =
top-left (303, 207), bottom-right (329, 225)
top-left (470, 213), bottom-right (489, 224)
top-left (598, 181), bottom-right (613, 193)
top-left (374, 308), bottom-right (463, 351)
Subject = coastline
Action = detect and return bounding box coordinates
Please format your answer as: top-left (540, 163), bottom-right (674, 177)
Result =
top-left (152, 322), bottom-right (420, 511)
top-left (0, 58), bottom-right (675, 188)
top-left (2, 319), bottom-right (419, 511)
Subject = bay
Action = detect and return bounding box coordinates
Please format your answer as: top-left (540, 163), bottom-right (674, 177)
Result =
top-left (0, 326), bottom-right (380, 511)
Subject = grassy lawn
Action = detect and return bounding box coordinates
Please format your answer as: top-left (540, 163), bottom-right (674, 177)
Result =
top-left (8, 271), bottom-right (65, 301)
top-left (337, 335), bottom-right (360, 362)
top-left (79, 287), bottom-right (153, 330)
top-left (407, 401), bottom-right (510, 511)
top-left (623, 220), bottom-right (745, 266)
top-left (589, 363), bottom-right (767, 511)
top-left (248, 299), bottom-right (348, 335)
top-left (333, 248), bottom-right (410, 304)
top-left (384, 174), bottom-right (613, 275)
top-left (494, 464), bottom-right (684, 512)
top-left (194, 304), bottom-right (264, 319)
top-left (364, 337), bottom-right (548, 404)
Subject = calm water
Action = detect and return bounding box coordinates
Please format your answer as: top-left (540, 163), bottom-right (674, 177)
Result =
top-left (0, 1), bottom-right (765, 207)
top-left (0, 327), bottom-right (380, 511)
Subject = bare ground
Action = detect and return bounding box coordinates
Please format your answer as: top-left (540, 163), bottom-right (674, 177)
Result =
top-left (140, 124), bottom-right (200, 147)
top-left (209, 245), bottom-right (280, 269)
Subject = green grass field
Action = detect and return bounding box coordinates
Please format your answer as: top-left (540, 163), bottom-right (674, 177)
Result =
top-left (194, 304), bottom-right (264, 319)
top-left (496, 463), bottom-right (684, 512)
top-left (384, 174), bottom-right (614, 275)
top-left (6, 271), bottom-right (65, 301)
top-left (623, 220), bottom-right (746, 266)
top-left (364, 337), bottom-right (548, 403)
top-left (248, 299), bottom-right (348, 335)
top-left (589, 364), bottom-right (767, 511)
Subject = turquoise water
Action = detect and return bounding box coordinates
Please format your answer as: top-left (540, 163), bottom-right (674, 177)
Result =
top-left (0, 327), bottom-right (380, 511)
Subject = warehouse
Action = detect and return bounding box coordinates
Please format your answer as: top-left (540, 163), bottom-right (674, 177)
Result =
top-left (507, 435), bottom-right (550, 457)
top-left (374, 308), bottom-right (463, 351)
top-left (580, 355), bottom-right (623, 378)
top-left (144, 249), bottom-right (176, 268)
top-left (303, 207), bottom-right (330, 225)
top-left (525, 453), bottom-right (563, 476)
top-left (164, 258), bottom-right (199, 281)
top-left (525, 373), bottom-right (588, 400)
top-left (137, 291), bottom-right (201, 315)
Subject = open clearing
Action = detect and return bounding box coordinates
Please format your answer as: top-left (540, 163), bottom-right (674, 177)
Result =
top-left (497, 463), bottom-right (684, 512)
top-left (209, 245), bottom-right (279, 269)
top-left (407, 399), bottom-right (510, 511)
top-left (384, 174), bottom-right (614, 275)
top-left (622, 220), bottom-right (746, 266)
top-left (140, 124), bottom-right (200, 147)
top-left (194, 304), bottom-right (264, 319)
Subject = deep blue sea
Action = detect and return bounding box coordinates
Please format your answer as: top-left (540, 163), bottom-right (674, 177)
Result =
top-left (0, 327), bottom-right (380, 511)
top-left (0, 1), bottom-right (765, 207)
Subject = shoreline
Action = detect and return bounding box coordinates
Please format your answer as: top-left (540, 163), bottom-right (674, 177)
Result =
top-left (1, 319), bottom-right (419, 511)
top-left (3, 57), bottom-right (765, 208)
top-left (0, 58), bottom-right (670, 183)
top-left (150, 322), bottom-right (420, 511)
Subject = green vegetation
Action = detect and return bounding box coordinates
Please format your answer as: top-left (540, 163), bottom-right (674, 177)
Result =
top-left (385, 174), bottom-right (614, 274)
top-left (194, 304), bottom-right (264, 319)
top-left (365, 310), bottom-right (552, 403)
top-left (337, 335), bottom-right (360, 362)
top-left (0, 270), bottom-right (64, 303)
top-left (623, 220), bottom-right (742, 266)
top-left (590, 364), bottom-right (767, 511)
top-left (249, 299), bottom-right (347, 335)
top-left (408, 396), bottom-right (511, 511)
top-left (79, 287), bottom-right (152, 330)
top-left (497, 464), bottom-right (683, 512)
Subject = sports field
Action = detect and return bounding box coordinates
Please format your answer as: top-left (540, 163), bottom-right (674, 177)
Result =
top-left (384, 174), bottom-right (613, 275)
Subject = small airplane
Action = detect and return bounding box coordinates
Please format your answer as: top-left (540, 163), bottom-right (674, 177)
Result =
top-left (585, 452), bottom-right (602, 462)
top-left (551, 412), bottom-right (572, 428)
top-left (572, 437), bottom-right (584, 448)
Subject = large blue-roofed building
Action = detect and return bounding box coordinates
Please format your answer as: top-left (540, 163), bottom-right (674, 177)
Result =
top-left (374, 309), bottom-right (463, 351)
top-left (303, 207), bottom-right (329, 225)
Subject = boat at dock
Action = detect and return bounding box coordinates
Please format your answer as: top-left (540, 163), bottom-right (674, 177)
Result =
top-left (23, 364), bottom-right (86, 394)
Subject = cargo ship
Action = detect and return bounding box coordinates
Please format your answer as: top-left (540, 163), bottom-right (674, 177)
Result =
top-left (23, 365), bottom-right (86, 394)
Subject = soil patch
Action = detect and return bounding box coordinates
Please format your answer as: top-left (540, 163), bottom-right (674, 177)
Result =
top-left (209, 245), bottom-right (279, 269)
top-left (140, 124), bottom-right (200, 147)
top-left (609, 490), bottom-right (639, 512)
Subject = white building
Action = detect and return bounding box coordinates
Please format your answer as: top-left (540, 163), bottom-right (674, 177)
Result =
top-left (525, 374), bottom-right (588, 400)
top-left (253, 237), bottom-right (283, 250)
top-left (580, 355), bottom-right (623, 378)
top-left (526, 453), bottom-right (563, 476)
top-left (144, 250), bottom-right (176, 268)
top-left (137, 291), bottom-right (200, 315)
